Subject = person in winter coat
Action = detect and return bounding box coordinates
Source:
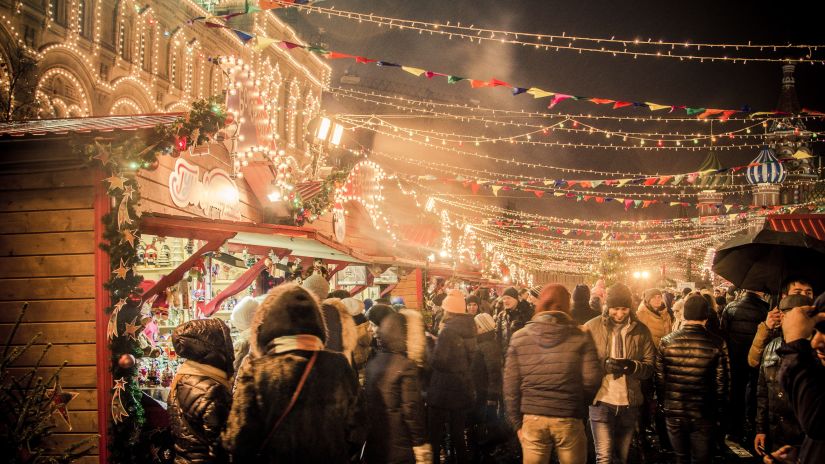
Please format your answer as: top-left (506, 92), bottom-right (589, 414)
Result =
top-left (752, 295), bottom-right (810, 458)
top-left (341, 297), bottom-right (372, 384)
top-left (469, 312), bottom-right (504, 458)
top-left (747, 280), bottom-right (813, 370)
top-left (428, 289), bottom-right (477, 464)
top-left (169, 319), bottom-right (235, 464)
top-left (495, 286), bottom-right (531, 356)
top-left (222, 283), bottom-right (365, 463)
top-left (301, 271), bottom-right (330, 301)
top-left (230, 295), bottom-right (264, 373)
top-left (773, 292), bottom-right (825, 464)
top-left (571, 284), bottom-right (600, 325)
top-left (585, 283), bottom-right (656, 464)
top-left (466, 295), bottom-right (481, 316)
top-left (655, 295), bottom-right (729, 464)
top-left (320, 298), bottom-right (358, 365)
top-left (636, 288), bottom-right (672, 349)
top-left (720, 289), bottom-right (770, 444)
top-left (504, 284), bottom-right (602, 464)
top-left (365, 311), bottom-right (431, 464)
top-left (474, 287), bottom-right (494, 316)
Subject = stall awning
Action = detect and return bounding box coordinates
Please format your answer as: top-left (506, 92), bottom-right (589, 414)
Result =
top-left (0, 114), bottom-right (182, 138)
top-left (766, 214), bottom-right (825, 241)
top-left (230, 232), bottom-right (365, 263)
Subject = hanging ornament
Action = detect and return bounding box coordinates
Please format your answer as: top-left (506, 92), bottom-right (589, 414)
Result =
top-left (113, 258), bottom-right (130, 280)
top-left (122, 185), bottom-right (135, 201)
top-left (122, 229), bottom-right (137, 248)
top-left (116, 197), bottom-right (132, 230)
top-left (108, 298), bottom-right (127, 340)
top-left (111, 378), bottom-right (129, 424)
top-left (105, 175), bottom-right (127, 191)
top-left (124, 318), bottom-right (142, 341)
top-left (46, 378), bottom-right (80, 431)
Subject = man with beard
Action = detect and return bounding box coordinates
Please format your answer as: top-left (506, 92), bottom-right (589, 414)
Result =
top-left (495, 287), bottom-right (532, 356)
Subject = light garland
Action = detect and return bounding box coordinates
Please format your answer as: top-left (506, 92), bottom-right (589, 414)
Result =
top-left (335, 160), bottom-right (399, 242)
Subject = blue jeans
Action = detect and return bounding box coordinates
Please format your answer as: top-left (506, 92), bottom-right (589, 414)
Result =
top-left (589, 402), bottom-right (638, 464)
top-left (665, 416), bottom-right (715, 464)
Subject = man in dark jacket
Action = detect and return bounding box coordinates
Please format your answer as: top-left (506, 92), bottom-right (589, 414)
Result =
top-left (428, 289), bottom-right (477, 464)
top-left (720, 289), bottom-right (769, 443)
top-left (585, 283), bottom-right (656, 464)
top-left (495, 286), bottom-right (531, 356)
top-left (169, 318), bottom-right (235, 464)
top-left (773, 293), bottom-right (825, 464)
top-left (571, 284), bottom-right (600, 325)
top-left (222, 283), bottom-right (365, 463)
top-left (504, 284), bottom-right (602, 464)
top-left (656, 295), bottom-right (729, 464)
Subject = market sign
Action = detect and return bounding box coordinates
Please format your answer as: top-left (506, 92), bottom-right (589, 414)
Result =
top-left (374, 266), bottom-right (399, 285)
top-left (169, 158), bottom-right (241, 220)
top-left (337, 265), bottom-right (367, 286)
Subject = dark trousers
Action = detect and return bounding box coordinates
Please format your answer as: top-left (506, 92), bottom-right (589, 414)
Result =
top-left (665, 416), bottom-right (715, 464)
top-left (429, 406), bottom-right (469, 464)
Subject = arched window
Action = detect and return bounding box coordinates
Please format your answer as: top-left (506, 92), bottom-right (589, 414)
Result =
top-left (119, 17), bottom-right (132, 62)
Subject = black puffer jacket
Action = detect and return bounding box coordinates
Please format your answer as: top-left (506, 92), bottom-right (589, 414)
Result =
top-left (428, 313), bottom-right (477, 411)
top-left (756, 337), bottom-right (804, 450)
top-left (365, 312), bottom-right (427, 464)
top-left (655, 324), bottom-right (729, 420)
top-left (169, 319), bottom-right (235, 464)
top-left (721, 292), bottom-right (769, 367)
top-left (571, 285), bottom-right (599, 325)
top-left (503, 311), bottom-right (602, 430)
top-left (472, 331), bottom-right (503, 403)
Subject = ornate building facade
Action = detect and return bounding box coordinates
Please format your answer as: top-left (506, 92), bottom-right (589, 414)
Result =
top-left (0, 0), bottom-right (329, 159)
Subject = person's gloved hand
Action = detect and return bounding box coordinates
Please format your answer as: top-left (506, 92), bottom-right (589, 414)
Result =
top-left (614, 358), bottom-right (638, 375)
top-left (605, 358), bottom-right (626, 375)
top-left (413, 444), bottom-right (432, 464)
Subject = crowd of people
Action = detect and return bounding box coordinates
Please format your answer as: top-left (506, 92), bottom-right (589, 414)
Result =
top-left (163, 272), bottom-right (825, 464)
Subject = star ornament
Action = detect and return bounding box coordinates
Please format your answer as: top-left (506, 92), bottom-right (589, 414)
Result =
top-left (105, 175), bottom-right (127, 191)
top-left (113, 259), bottom-right (130, 279)
top-left (124, 318), bottom-right (142, 340)
top-left (122, 185), bottom-right (135, 201)
top-left (122, 229), bottom-right (137, 247)
top-left (46, 379), bottom-right (79, 431)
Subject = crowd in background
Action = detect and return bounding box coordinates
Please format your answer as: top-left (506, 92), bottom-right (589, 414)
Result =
top-left (159, 272), bottom-right (825, 464)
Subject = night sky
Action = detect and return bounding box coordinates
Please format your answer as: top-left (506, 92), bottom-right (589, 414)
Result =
top-left (282, 0), bottom-right (825, 221)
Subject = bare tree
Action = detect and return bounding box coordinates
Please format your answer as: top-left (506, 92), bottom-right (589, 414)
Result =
top-left (0, 44), bottom-right (39, 122)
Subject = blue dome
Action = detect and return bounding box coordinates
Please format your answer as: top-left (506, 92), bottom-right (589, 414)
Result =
top-left (746, 146), bottom-right (786, 185)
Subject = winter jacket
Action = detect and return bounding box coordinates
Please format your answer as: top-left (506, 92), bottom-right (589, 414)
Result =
top-left (472, 331), bottom-right (503, 403)
top-left (585, 314), bottom-right (655, 407)
top-left (655, 324), bottom-right (729, 420)
top-left (636, 302), bottom-right (673, 349)
top-left (168, 319), bottom-right (235, 464)
top-left (321, 298), bottom-right (359, 365)
top-left (777, 339), bottom-right (825, 464)
top-left (747, 322), bottom-right (780, 368)
top-left (428, 312), bottom-right (477, 410)
top-left (503, 311), bottom-right (602, 429)
top-left (365, 312), bottom-right (428, 464)
top-left (571, 285), bottom-right (599, 325)
top-left (721, 292), bottom-right (770, 369)
top-left (495, 305), bottom-right (532, 355)
top-left (223, 284), bottom-right (366, 463)
top-left (755, 337), bottom-right (803, 450)
top-left (352, 313), bottom-right (372, 384)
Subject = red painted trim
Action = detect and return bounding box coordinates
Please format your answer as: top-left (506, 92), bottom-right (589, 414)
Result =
top-left (415, 269), bottom-right (424, 310)
top-left (142, 237), bottom-right (233, 302)
top-left (380, 283), bottom-right (398, 297)
top-left (93, 168), bottom-right (112, 463)
top-left (327, 263), bottom-right (349, 280)
top-left (202, 259), bottom-right (266, 317)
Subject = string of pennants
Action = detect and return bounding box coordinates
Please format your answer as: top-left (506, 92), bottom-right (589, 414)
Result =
top-left (190, 19), bottom-right (825, 120)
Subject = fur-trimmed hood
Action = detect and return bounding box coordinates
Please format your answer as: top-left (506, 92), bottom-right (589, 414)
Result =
top-left (250, 283), bottom-right (327, 357)
top-left (375, 308), bottom-right (427, 367)
top-left (321, 298), bottom-right (358, 363)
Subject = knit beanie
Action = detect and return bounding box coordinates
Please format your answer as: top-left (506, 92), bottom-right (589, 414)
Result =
top-left (606, 283), bottom-right (633, 309)
top-left (536, 284), bottom-right (571, 314)
top-left (465, 295), bottom-right (481, 306)
top-left (442, 289), bottom-right (467, 314)
top-left (230, 295), bottom-right (263, 332)
top-left (572, 284), bottom-right (590, 304)
top-left (341, 297), bottom-right (364, 316)
top-left (367, 304), bottom-right (395, 327)
top-left (529, 285), bottom-right (542, 298)
top-left (683, 294), bottom-right (709, 321)
top-left (502, 287), bottom-right (519, 300)
top-left (302, 273), bottom-right (330, 301)
top-left (643, 288), bottom-right (663, 304)
top-left (475, 313), bottom-right (496, 334)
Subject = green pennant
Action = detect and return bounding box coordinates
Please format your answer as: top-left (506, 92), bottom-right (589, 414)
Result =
top-left (306, 46), bottom-right (329, 54)
top-left (447, 76), bottom-right (465, 84)
top-left (686, 107), bottom-right (706, 116)
top-left (246, 4), bottom-right (261, 13)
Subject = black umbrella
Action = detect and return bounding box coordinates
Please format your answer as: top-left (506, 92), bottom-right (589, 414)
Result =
top-left (712, 229), bottom-right (825, 295)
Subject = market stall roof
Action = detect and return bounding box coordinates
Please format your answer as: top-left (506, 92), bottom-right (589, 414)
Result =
top-left (765, 214), bottom-right (825, 241)
top-left (0, 114), bottom-right (182, 138)
top-left (230, 231), bottom-right (365, 263)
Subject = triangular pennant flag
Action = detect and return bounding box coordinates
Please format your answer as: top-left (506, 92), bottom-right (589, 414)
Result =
top-left (656, 176), bottom-right (673, 185)
top-left (643, 177), bottom-right (658, 186)
top-left (470, 182), bottom-right (480, 195)
top-left (491, 185), bottom-right (502, 196)
top-left (613, 101), bottom-right (633, 109)
top-left (634, 200), bottom-right (643, 207)
top-left (698, 109), bottom-right (724, 119)
top-left (447, 75), bottom-right (465, 84)
top-left (793, 149), bottom-right (814, 159)
top-left (672, 174), bottom-right (685, 185)
top-left (533, 190), bottom-right (545, 198)
top-left (624, 199), bottom-right (634, 210)
top-left (643, 200), bottom-right (654, 208)
top-left (252, 37), bottom-right (277, 52)
top-left (595, 197), bottom-right (605, 203)
top-left (306, 45), bottom-right (329, 54)
top-left (720, 110), bottom-right (738, 121)
top-left (377, 61), bottom-right (400, 67)
top-left (617, 179), bottom-right (632, 187)
top-left (553, 192), bottom-right (565, 197)
top-left (527, 87), bottom-right (554, 99)
top-left (470, 79), bottom-right (492, 88)
top-left (512, 87), bottom-right (528, 96)
top-left (425, 71), bottom-right (442, 79)
top-left (279, 41), bottom-right (302, 49)
top-left (686, 107), bottom-right (706, 116)
top-left (402, 66), bottom-right (426, 77)
top-left (549, 94), bottom-right (572, 108)
top-left (543, 180), bottom-right (554, 186)
top-left (646, 102), bottom-right (670, 111)
top-left (203, 21), bottom-right (228, 29)
top-left (489, 79), bottom-right (510, 87)
top-left (590, 180), bottom-right (603, 188)
top-left (355, 56), bottom-right (377, 64)
top-left (326, 51), bottom-right (354, 59)
top-left (669, 202), bottom-right (681, 206)
top-left (590, 98), bottom-right (615, 105)
top-left (233, 29), bottom-right (255, 43)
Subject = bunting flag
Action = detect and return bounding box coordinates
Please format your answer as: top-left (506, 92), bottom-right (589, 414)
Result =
top-left (199, 26), bottom-right (824, 119)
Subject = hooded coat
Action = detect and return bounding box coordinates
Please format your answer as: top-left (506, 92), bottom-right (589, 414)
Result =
top-left (503, 311), bottom-right (602, 430)
top-left (222, 284), bottom-right (365, 463)
top-left (365, 311), bottom-right (428, 464)
top-left (571, 284), bottom-right (600, 325)
top-left (777, 339), bottom-right (825, 464)
top-left (168, 319), bottom-right (235, 464)
top-left (636, 301), bottom-right (673, 349)
top-left (428, 312), bottom-right (478, 411)
top-left (321, 298), bottom-right (359, 365)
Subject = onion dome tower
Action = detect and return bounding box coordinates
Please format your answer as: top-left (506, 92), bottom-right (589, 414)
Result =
top-left (696, 151), bottom-right (731, 216)
top-left (747, 146), bottom-right (786, 206)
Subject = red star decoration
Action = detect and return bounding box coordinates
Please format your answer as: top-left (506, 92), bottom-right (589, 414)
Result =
top-left (46, 379), bottom-right (79, 431)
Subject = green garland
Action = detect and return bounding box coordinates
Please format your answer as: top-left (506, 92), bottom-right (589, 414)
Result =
top-left (292, 170), bottom-right (350, 225)
top-left (75, 97), bottom-right (225, 463)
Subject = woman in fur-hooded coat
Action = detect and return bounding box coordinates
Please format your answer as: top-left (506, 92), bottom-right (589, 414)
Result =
top-left (222, 283), bottom-right (366, 463)
top-left (320, 297), bottom-right (359, 365)
top-left (365, 310), bottom-right (431, 464)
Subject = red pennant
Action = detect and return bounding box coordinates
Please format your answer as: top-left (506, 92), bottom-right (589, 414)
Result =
top-left (613, 101), bottom-right (633, 109)
top-left (489, 79), bottom-right (511, 87)
top-left (590, 98), bottom-right (615, 105)
top-left (325, 52), bottom-right (353, 59)
top-left (470, 79), bottom-right (492, 88)
top-left (355, 56), bottom-right (377, 64)
top-left (470, 183), bottom-right (480, 195)
top-left (533, 190), bottom-right (545, 198)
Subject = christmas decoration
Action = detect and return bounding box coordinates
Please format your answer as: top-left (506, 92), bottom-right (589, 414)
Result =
top-left (111, 378), bottom-right (129, 424)
top-left (118, 354), bottom-right (136, 370)
top-left (45, 379), bottom-right (80, 431)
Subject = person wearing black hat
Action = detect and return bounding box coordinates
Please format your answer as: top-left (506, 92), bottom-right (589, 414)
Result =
top-left (495, 287), bottom-right (531, 355)
top-left (655, 294), bottom-right (729, 464)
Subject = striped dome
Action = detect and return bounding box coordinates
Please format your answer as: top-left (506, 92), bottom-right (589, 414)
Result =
top-left (746, 146), bottom-right (786, 185)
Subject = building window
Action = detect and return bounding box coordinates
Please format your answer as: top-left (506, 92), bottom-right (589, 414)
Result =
top-left (23, 25), bottom-right (36, 48)
top-left (49, 0), bottom-right (66, 26)
top-left (77, 0), bottom-right (86, 36)
top-left (119, 22), bottom-right (131, 61)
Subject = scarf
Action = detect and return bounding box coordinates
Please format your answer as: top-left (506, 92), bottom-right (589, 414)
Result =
top-left (173, 360), bottom-right (233, 391)
top-left (267, 334), bottom-right (325, 354)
